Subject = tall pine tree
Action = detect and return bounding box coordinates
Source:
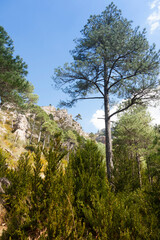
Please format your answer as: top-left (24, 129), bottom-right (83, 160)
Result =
top-left (53, 3), bottom-right (160, 180)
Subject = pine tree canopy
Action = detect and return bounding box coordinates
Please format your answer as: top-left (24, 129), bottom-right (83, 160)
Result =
top-left (53, 2), bottom-right (160, 113)
top-left (0, 26), bottom-right (38, 106)
top-left (52, 2), bottom-right (160, 180)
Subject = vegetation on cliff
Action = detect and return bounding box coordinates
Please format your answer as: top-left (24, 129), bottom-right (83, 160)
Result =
top-left (0, 3), bottom-right (160, 238)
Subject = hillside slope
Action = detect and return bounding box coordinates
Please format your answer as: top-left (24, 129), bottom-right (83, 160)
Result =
top-left (0, 104), bottom-right (88, 168)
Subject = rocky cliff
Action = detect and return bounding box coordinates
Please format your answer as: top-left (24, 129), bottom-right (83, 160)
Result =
top-left (42, 106), bottom-right (88, 138)
top-left (0, 104), bottom-right (89, 162)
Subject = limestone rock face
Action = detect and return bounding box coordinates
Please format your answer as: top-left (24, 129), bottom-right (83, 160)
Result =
top-left (42, 106), bottom-right (88, 138)
top-left (0, 104), bottom-right (89, 143)
top-left (41, 105), bottom-right (56, 115)
top-left (0, 105), bottom-right (30, 142)
top-left (13, 114), bottom-right (30, 142)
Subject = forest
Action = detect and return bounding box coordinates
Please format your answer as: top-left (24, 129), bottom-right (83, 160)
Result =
top-left (0, 3), bottom-right (160, 240)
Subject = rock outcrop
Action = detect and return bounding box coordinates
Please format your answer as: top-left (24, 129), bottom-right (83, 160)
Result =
top-left (42, 106), bottom-right (88, 138)
top-left (0, 104), bottom-right (88, 144)
top-left (0, 178), bottom-right (10, 194)
top-left (13, 114), bottom-right (30, 142)
top-left (0, 104), bottom-right (30, 142)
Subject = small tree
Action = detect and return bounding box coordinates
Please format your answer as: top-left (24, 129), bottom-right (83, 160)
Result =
top-left (53, 3), bottom-right (160, 181)
top-left (113, 105), bottom-right (154, 191)
top-left (68, 140), bottom-right (114, 238)
top-left (74, 113), bottom-right (82, 121)
top-left (42, 134), bottom-right (70, 238)
top-left (4, 153), bottom-right (32, 239)
top-left (0, 26), bottom-right (38, 107)
top-left (0, 148), bottom-right (8, 178)
top-left (30, 149), bottom-right (43, 234)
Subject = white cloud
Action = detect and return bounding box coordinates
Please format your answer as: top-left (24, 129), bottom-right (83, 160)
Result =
top-left (148, 105), bottom-right (160, 125)
top-left (148, 0), bottom-right (160, 33)
top-left (90, 106), bottom-right (118, 130)
top-left (90, 109), bottom-right (105, 130)
top-left (91, 104), bottom-right (160, 130)
top-left (150, 21), bottom-right (160, 32)
top-left (150, 0), bottom-right (159, 9)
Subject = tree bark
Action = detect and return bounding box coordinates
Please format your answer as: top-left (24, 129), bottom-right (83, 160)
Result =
top-left (146, 157), bottom-right (153, 185)
top-left (136, 153), bottom-right (142, 188)
top-left (104, 95), bottom-right (113, 180)
top-left (38, 124), bottom-right (42, 143)
top-left (104, 63), bottom-right (113, 181)
top-left (47, 134), bottom-right (50, 146)
top-left (43, 134), bottom-right (46, 150)
top-left (30, 114), bottom-right (36, 144)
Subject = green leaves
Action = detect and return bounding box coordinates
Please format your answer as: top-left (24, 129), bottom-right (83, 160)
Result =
top-left (53, 3), bottom-right (160, 109)
top-left (1, 135), bottom-right (160, 239)
top-left (52, 2), bottom-right (160, 181)
top-left (0, 26), bottom-right (38, 107)
top-left (113, 105), bottom-right (154, 191)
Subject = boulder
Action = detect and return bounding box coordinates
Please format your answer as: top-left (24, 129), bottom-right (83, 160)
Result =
top-left (14, 114), bottom-right (30, 142)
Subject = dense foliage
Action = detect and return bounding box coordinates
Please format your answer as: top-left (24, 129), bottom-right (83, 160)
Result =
top-left (0, 3), bottom-right (160, 239)
top-left (52, 2), bottom-right (160, 180)
top-left (1, 115), bottom-right (160, 239)
top-left (0, 26), bottom-right (38, 107)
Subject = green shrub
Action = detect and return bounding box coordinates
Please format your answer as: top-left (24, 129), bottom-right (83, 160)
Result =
top-left (68, 140), bottom-right (114, 239)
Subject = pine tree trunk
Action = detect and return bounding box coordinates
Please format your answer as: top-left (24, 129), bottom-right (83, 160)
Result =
top-left (30, 115), bottom-right (36, 144)
top-left (136, 153), bottom-right (142, 188)
top-left (104, 95), bottom-right (113, 181)
top-left (47, 134), bottom-right (50, 146)
top-left (43, 135), bottom-right (46, 150)
top-left (11, 118), bottom-right (14, 129)
top-left (38, 125), bottom-right (42, 143)
top-left (147, 157), bottom-right (153, 185)
top-left (104, 63), bottom-right (113, 181)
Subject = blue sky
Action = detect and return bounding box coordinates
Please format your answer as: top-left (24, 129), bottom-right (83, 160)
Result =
top-left (1, 0), bottom-right (160, 133)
